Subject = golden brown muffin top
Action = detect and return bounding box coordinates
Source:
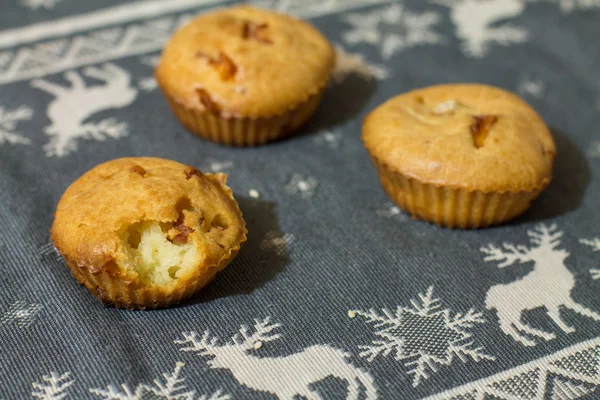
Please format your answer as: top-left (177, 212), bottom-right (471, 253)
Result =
top-left (155, 5), bottom-right (335, 118)
top-left (51, 157), bottom-right (247, 285)
top-left (362, 84), bottom-right (556, 193)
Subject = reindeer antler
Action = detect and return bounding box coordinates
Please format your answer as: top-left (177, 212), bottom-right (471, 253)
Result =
top-left (230, 317), bottom-right (281, 349)
top-left (174, 330), bottom-right (220, 355)
top-left (528, 224), bottom-right (562, 249)
top-left (480, 243), bottom-right (532, 268)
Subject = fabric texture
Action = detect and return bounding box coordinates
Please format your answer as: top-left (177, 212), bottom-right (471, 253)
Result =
top-left (0, 0), bottom-right (599, 399)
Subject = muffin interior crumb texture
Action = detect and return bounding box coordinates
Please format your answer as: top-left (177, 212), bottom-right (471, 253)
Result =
top-left (122, 222), bottom-right (200, 286)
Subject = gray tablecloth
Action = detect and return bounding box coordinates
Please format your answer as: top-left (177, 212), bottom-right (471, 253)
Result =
top-left (1, 0), bottom-right (599, 399)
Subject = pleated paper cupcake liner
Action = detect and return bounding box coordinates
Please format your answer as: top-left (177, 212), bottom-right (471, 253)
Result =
top-left (165, 91), bottom-right (324, 147)
top-left (371, 156), bottom-right (544, 229)
top-left (61, 244), bottom-right (244, 309)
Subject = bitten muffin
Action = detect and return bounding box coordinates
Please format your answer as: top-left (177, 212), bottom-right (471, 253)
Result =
top-left (362, 84), bottom-right (556, 229)
top-left (155, 5), bottom-right (335, 146)
top-left (51, 157), bottom-right (247, 309)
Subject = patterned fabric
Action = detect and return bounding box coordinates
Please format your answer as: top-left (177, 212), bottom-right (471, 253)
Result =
top-left (1, 0), bottom-right (599, 398)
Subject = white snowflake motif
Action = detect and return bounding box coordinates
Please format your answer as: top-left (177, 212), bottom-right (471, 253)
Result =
top-left (313, 129), bottom-right (343, 149)
top-left (580, 238), bottom-right (600, 280)
top-left (90, 362), bottom-right (229, 400)
top-left (285, 174), bottom-right (318, 199)
top-left (376, 203), bottom-right (407, 221)
top-left (260, 231), bottom-right (295, 256)
top-left (353, 286), bottom-right (494, 387)
top-left (32, 372), bottom-right (74, 400)
top-left (203, 159), bottom-right (233, 173)
top-left (518, 78), bottom-right (545, 98)
top-left (20, 0), bottom-right (63, 10)
top-left (342, 4), bottom-right (445, 59)
top-left (332, 47), bottom-right (390, 83)
top-left (1, 300), bottom-right (42, 328)
top-left (435, 0), bottom-right (528, 57)
top-left (587, 140), bottom-right (600, 159)
top-left (138, 54), bottom-right (161, 92)
top-left (0, 105), bottom-right (33, 146)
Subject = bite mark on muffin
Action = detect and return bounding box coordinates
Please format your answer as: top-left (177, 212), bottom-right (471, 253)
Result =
top-left (470, 115), bottom-right (498, 149)
top-left (196, 88), bottom-right (222, 115)
top-left (130, 165), bottom-right (147, 177)
top-left (242, 21), bottom-right (273, 44)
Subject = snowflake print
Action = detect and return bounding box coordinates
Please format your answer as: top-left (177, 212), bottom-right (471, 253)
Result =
top-left (313, 129), bottom-right (343, 149)
top-left (587, 141), bottom-right (600, 159)
top-left (203, 159), bottom-right (233, 173)
top-left (518, 78), bottom-right (545, 98)
top-left (376, 203), bottom-right (407, 221)
top-left (0, 105), bottom-right (32, 146)
top-left (90, 362), bottom-right (229, 400)
top-left (332, 47), bottom-right (390, 83)
top-left (260, 231), bottom-right (295, 256)
top-left (285, 174), bottom-right (318, 199)
top-left (1, 300), bottom-right (42, 328)
top-left (32, 372), bottom-right (74, 400)
top-left (581, 238), bottom-right (600, 252)
top-left (353, 286), bottom-right (494, 387)
top-left (20, 0), bottom-right (63, 10)
top-left (342, 4), bottom-right (444, 59)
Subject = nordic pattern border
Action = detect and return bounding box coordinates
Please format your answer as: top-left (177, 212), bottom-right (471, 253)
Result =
top-left (422, 337), bottom-right (600, 399)
top-left (0, 0), bottom-right (393, 85)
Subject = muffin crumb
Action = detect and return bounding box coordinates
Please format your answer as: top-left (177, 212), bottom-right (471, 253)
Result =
top-left (433, 99), bottom-right (457, 115)
top-left (249, 189), bottom-right (260, 198)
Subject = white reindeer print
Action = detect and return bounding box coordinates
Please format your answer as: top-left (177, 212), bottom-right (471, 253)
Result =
top-left (175, 317), bottom-right (377, 400)
top-left (433, 0), bottom-right (528, 57)
top-left (31, 63), bottom-right (138, 157)
top-left (481, 224), bottom-right (600, 346)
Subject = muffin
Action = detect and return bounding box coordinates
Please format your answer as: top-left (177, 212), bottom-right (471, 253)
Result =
top-left (362, 84), bottom-right (556, 229)
top-left (155, 5), bottom-right (335, 146)
top-left (51, 157), bottom-right (247, 309)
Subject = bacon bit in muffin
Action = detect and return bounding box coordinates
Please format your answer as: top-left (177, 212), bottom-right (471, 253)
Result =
top-left (210, 53), bottom-right (238, 81)
top-left (168, 213), bottom-right (195, 245)
top-left (184, 166), bottom-right (203, 180)
top-left (470, 115), bottom-right (498, 149)
top-left (129, 165), bottom-right (147, 177)
top-left (196, 88), bottom-right (221, 115)
top-left (196, 51), bottom-right (237, 81)
top-left (242, 21), bottom-right (273, 44)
